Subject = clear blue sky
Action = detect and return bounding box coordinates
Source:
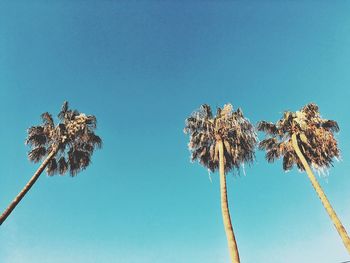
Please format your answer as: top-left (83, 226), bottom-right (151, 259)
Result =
top-left (1, 1), bottom-right (350, 262)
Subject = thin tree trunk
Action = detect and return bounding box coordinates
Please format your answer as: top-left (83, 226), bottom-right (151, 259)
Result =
top-left (292, 133), bottom-right (350, 254)
top-left (218, 140), bottom-right (240, 263)
top-left (0, 148), bottom-right (58, 226)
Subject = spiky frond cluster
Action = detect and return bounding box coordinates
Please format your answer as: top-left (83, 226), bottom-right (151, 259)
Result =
top-left (184, 104), bottom-right (257, 173)
top-left (26, 101), bottom-right (102, 176)
top-left (258, 103), bottom-right (339, 171)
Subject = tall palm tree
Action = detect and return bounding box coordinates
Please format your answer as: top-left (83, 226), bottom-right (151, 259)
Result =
top-left (258, 103), bottom-right (350, 254)
top-left (0, 101), bottom-right (102, 226)
top-left (184, 103), bottom-right (257, 263)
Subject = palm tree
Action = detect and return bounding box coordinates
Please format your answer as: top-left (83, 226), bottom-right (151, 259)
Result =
top-left (184, 103), bottom-right (257, 263)
top-left (258, 103), bottom-right (350, 254)
top-left (0, 101), bottom-right (102, 226)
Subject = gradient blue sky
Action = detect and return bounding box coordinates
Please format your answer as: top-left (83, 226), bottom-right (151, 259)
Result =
top-left (1, 1), bottom-right (350, 262)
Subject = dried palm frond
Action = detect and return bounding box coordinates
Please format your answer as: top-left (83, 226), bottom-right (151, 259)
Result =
top-left (28, 146), bottom-right (47, 163)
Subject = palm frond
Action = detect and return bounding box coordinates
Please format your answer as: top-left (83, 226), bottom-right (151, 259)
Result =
top-left (200, 104), bottom-right (212, 119)
top-left (259, 138), bottom-right (278, 150)
top-left (47, 158), bottom-right (58, 176)
top-left (322, 120), bottom-right (339, 132)
top-left (283, 152), bottom-right (296, 171)
top-left (58, 157), bottom-right (68, 175)
top-left (41, 112), bottom-right (54, 128)
top-left (85, 115), bottom-right (97, 129)
top-left (89, 134), bottom-right (102, 149)
top-left (26, 133), bottom-right (47, 147)
top-left (257, 121), bottom-right (278, 135)
top-left (68, 149), bottom-right (91, 176)
top-left (302, 103), bottom-right (319, 118)
top-left (58, 101), bottom-right (69, 120)
top-left (26, 126), bottom-right (47, 145)
top-left (266, 148), bottom-right (280, 163)
top-left (28, 146), bottom-right (47, 162)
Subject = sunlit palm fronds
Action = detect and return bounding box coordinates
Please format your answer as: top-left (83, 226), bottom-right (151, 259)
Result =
top-left (26, 101), bottom-right (102, 176)
top-left (184, 103), bottom-right (257, 173)
top-left (258, 103), bottom-right (340, 171)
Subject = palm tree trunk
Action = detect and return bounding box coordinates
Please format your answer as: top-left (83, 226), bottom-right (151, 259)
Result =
top-left (0, 148), bottom-right (58, 226)
top-left (218, 140), bottom-right (240, 263)
top-left (292, 133), bottom-right (350, 254)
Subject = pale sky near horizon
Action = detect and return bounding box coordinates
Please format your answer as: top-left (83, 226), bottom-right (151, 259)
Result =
top-left (1, 1), bottom-right (350, 262)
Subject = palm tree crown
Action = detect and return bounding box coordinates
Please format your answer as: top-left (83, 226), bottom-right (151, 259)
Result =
top-left (258, 103), bottom-right (339, 171)
top-left (26, 101), bottom-right (102, 176)
top-left (184, 103), bottom-right (257, 173)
